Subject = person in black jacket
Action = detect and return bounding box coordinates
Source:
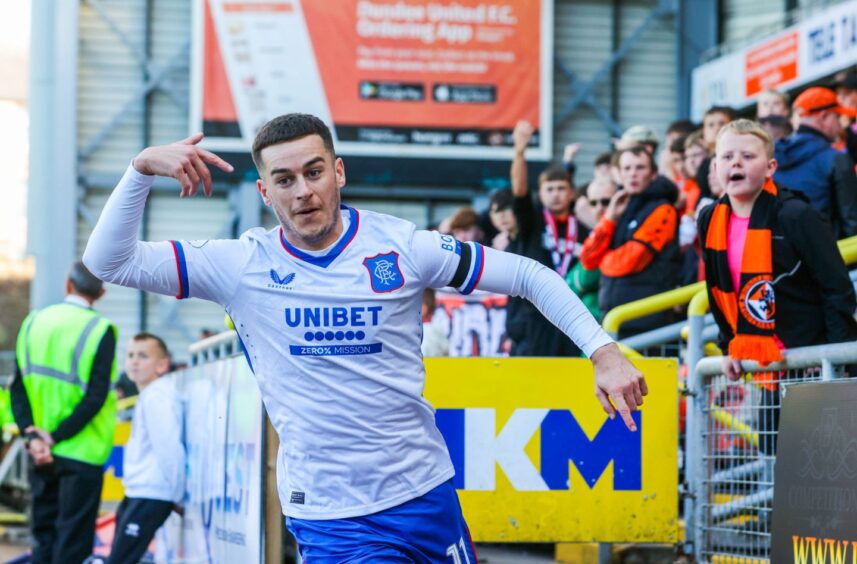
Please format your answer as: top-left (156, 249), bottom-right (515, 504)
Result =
top-left (580, 146), bottom-right (680, 338)
top-left (698, 119), bottom-right (857, 454)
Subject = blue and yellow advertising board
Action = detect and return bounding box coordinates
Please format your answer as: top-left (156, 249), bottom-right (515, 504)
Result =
top-left (424, 357), bottom-right (678, 543)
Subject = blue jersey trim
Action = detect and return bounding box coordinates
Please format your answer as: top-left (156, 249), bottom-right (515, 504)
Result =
top-left (461, 242), bottom-right (484, 295)
top-left (279, 206), bottom-right (359, 268)
top-left (170, 240), bottom-right (190, 299)
top-left (235, 332), bottom-right (255, 374)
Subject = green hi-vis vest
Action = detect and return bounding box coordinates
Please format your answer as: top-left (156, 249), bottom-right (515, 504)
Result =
top-left (16, 303), bottom-right (118, 466)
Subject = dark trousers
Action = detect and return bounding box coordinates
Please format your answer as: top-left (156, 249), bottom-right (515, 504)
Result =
top-left (29, 455), bottom-right (103, 564)
top-left (107, 497), bottom-right (173, 564)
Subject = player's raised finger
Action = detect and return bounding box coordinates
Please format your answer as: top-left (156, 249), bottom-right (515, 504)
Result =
top-left (190, 154), bottom-right (213, 196)
top-left (178, 132), bottom-right (204, 146)
top-left (595, 388), bottom-right (615, 420)
top-left (611, 393), bottom-right (637, 432)
top-left (176, 169), bottom-right (191, 197)
top-left (199, 149), bottom-right (234, 173)
top-left (185, 162), bottom-right (202, 197)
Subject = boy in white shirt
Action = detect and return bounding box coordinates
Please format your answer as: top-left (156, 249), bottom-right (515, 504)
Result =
top-left (107, 333), bottom-right (184, 564)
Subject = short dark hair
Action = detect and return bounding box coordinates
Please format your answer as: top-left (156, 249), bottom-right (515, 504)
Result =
top-left (251, 113), bottom-right (335, 171)
top-left (538, 164), bottom-right (572, 187)
top-left (667, 119), bottom-right (698, 137)
top-left (68, 261), bottom-right (103, 300)
top-left (132, 332), bottom-right (170, 358)
top-left (670, 136), bottom-right (687, 154)
top-left (488, 188), bottom-right (513, 212)
top-left (594, 152), bottom-right (613, 168)
top-left (612, 145), bottom-right (658, 172)
top-left (704, 106), bottom-right (738, 121)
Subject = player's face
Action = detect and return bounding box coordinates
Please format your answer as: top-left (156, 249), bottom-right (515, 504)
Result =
top-left (125, 339), bottom-right (169, 388)
top-left (714, 132), bottom-right (776, 202)
top-left (257, 135), bottom-right (346, 250)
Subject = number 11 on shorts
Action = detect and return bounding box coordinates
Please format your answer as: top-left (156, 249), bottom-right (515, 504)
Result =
top-left (446, 536), bottom-right (471, 564)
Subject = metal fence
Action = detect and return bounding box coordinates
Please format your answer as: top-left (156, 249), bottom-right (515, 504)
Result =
top-left (685, 341), bottom-right (857, 563)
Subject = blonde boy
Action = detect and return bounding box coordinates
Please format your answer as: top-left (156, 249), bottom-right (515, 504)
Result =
top-left (698, 119), bottom-right (857, 453)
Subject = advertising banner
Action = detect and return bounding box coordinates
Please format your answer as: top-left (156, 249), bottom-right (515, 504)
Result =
top-left (425, 357), bottom-right (679, 542)
top-left (158, 359), bottom-right (264, 563)
top-left (691, 0), bottom-right (857, 119)
top-left (771, 379), bottom-right (857, 563)
top-left (191, 0), bottom-right (554, 160)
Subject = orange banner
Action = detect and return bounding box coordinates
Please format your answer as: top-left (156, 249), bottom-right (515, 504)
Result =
top-left (745, 31), bottom-right (799, 97)
top-left (196, 0), bottom-right (552, 158)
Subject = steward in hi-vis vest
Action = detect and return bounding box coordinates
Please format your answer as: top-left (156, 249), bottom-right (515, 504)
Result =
top-left (11, 261), bottom-right (117, 564)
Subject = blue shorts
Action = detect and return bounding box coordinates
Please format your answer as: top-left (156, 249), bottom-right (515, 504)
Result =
top-left (286, 479), bottom-right (478, 563)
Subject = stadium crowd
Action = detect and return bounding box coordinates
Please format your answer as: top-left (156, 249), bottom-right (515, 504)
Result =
top-left (425, 79), bottom-right (857, 362)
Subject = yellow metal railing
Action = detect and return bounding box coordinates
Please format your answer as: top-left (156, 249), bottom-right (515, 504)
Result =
top-left (601, 281), bottom-right (705, 336)
top-left (602, 235), bottom-right (857, 338)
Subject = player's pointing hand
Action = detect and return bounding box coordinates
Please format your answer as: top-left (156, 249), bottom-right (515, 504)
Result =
top-left (132, 133), bottom-right (234, 197)
top-left (591, 343), bottom-right (648, 432)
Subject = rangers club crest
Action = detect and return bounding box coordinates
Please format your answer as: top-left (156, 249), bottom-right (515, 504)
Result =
top-left (739, 276), bottom-right (776, 329)
top-left (363, 251), bottom-right (405, 293)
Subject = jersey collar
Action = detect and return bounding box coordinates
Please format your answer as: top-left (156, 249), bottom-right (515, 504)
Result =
top-left (279, 205), bottom-right (360, 268)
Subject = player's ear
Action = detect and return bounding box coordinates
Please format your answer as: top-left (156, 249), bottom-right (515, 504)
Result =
top-left (256, 178), bottom-right (272, 206)
top-left (335, 157), bottom-right (346, 190)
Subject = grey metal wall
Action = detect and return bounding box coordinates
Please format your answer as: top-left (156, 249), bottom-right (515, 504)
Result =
top-left (721, 0), bottom-right (788, 45)
top-left (553, 0), bottom-right (678, 183)
top-left (77, 0), bottom-right (227, 362)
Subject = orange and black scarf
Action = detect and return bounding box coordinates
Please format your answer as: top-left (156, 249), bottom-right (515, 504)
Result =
top-left (703, 178), bottom-right (782, 370)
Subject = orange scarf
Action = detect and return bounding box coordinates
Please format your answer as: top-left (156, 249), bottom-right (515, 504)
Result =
top-left (703, 179), bottom-right (782, 384)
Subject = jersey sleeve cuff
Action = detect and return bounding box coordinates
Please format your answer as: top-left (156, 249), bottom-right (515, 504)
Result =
top-left (169, 241), bottom-right (190, 299)
top-left (124, 162), bottom-right (157, 188)
top-left (581, 331), bottom-right (615, 359)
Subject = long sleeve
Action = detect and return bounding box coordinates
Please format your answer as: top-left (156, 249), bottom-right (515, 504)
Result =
top-left (10, 361), bottom-right (33, 431)
top-left (830, 153), bottom-right (857, 238)
top-left (82, 165), bottom-right (181, 298)
top-left (83, 164), bottom-right (248, 306)
top-left (411, 231), bottom-right (613, 357)
top-left (474, 245), bottom-right (613, 357)
top-left (51, 329), bottom-right (115, 443)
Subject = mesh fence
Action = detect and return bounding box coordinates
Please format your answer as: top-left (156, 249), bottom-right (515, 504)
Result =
top-left (695, 364), bottom-right (850, 562)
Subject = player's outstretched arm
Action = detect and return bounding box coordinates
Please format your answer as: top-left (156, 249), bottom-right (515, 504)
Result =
top-left (472, 244), bottom-right (647, 431)
top-left (83, 135), bottom-right (233, 297)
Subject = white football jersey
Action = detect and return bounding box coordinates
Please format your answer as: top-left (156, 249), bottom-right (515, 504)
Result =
top-left (173, 207), bottom-right (482, 519)
top-left (84, 165), bottom-right (613, 521)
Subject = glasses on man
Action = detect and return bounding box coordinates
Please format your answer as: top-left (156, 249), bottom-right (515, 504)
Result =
top-left (589, 198), bottom-right (611, 207)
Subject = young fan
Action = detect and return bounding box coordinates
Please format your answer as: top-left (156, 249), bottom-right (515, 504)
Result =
top-left (698, 119), bottom-right (857, 452)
